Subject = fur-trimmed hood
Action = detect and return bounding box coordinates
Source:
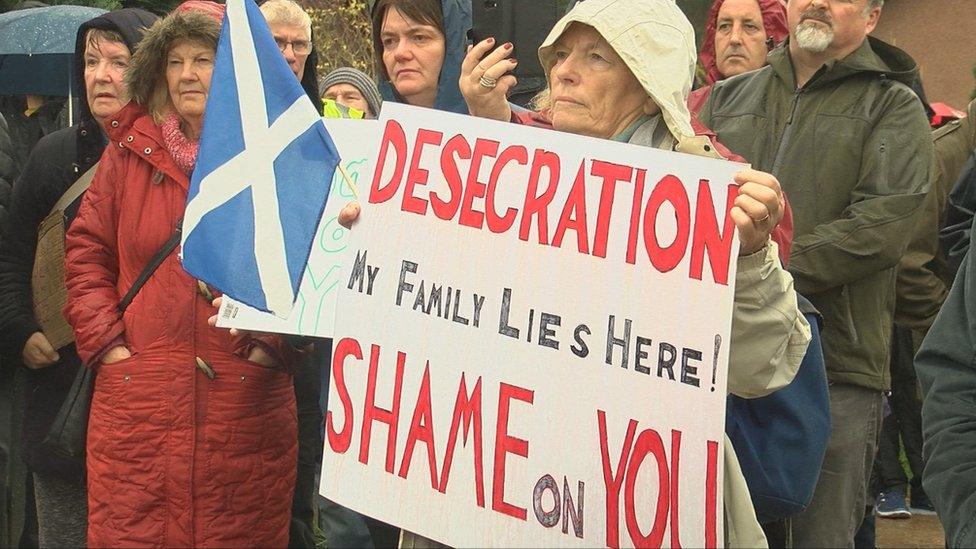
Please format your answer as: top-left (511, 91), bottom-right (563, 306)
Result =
top-left (126, 1), bottom-right (224, 107)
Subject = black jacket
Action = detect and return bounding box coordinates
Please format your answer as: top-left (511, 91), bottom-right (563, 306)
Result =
top-left (0, 96), bottom-right (68, 179)
top-left (0, 113), bottom-right (15, 237)
top-left (917, 217), bottom-right (976, 547)
top-left (0, 8), bottom-right (158, 479)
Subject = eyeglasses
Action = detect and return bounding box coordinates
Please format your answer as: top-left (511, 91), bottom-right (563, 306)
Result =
top-left (274, 38), bottom-right (311, 56)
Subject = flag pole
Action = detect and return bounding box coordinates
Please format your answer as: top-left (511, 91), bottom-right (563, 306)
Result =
top-left (337, 163), bottom-right (359, 200)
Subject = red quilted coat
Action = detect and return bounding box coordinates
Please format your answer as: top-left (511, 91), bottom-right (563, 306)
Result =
top-left (64, 102), bottom-right (298, 547)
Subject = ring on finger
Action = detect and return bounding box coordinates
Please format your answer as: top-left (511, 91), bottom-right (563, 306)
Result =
top-left (479, 75), bottom-right (498, 89)
top-left (758, 213), bottom-right (771, 224)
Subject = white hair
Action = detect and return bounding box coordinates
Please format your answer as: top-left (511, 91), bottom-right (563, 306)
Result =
top-left (259, 0), bottom-right (311, 39)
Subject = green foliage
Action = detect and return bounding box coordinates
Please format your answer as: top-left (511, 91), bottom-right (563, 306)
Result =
top-left (121, 0), bottom-right (182, 15)
top-left (1, 0), bottom-right (119, 10)
top-left (301, 0), bottom-right (374, 81)
top-left (1, 0), bottom-right (182, 13)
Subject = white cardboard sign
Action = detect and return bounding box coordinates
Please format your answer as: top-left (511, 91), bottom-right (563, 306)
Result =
top-left (320, 103), bottom-right (743, 548)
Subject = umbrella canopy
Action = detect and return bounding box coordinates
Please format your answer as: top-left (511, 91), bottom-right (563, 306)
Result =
top-left (0, 5), bottom-right (108, 96)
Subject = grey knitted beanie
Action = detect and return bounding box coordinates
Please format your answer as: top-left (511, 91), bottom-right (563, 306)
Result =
top-left (319, 67), bottom-right (383, 117)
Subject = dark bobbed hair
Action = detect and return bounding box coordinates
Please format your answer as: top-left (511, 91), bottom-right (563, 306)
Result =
top-left (370, 0), bottom-right (444, 82)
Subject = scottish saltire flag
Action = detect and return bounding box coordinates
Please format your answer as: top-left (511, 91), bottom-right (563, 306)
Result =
top-left (181, 0), bottom-right (339, 317)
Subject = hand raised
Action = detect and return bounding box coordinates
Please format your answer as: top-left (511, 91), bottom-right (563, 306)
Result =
top-left (730, 169), bottom-right (785, 256)
top-left (460, 37), bottom-right (517, 122)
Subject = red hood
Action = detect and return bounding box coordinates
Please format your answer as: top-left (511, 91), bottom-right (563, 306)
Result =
top-left (930, 102), bottom-right (966, 128)
top-left (175, 0), bottom-right (225, 21)
top-left (698, 0), bottom-right (789, 86)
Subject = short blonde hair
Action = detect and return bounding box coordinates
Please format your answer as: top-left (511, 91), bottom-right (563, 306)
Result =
top-left (259, 0), bottom-right (311, 39)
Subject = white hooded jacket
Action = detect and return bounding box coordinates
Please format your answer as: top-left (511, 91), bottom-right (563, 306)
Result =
top-left (536, 1), bottom-right (812, 546)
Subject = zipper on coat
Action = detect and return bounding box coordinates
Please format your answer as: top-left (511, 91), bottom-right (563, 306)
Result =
top-left (770, 64), bottom-right (828, 178)
top-left (770, 88), bottom-right (804, 178)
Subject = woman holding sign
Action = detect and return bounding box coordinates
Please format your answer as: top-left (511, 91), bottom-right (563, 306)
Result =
top-left (451, 0), bottom-right (812, 546)
top-left (64, 3), bottom-right (299, 546)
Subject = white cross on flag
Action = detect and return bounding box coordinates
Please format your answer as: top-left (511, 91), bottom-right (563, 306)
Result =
top-left (181, 0), bottom-right (339, 317)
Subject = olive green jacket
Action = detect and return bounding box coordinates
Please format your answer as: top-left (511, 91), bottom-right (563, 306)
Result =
top-left (894, 100), bottom-right (976, 332)
top-left (700, 37), bottom-right (932, 391)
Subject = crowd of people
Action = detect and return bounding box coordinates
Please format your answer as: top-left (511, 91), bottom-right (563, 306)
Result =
top-left (0, 0), bottom-right (972, 547)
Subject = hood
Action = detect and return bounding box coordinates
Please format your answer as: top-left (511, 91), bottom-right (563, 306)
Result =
top-left (72, 8), bottom-right (160, 129)
top-left (71, 8), bottom-right (158, 173)
top-left (538, 0), bottom-right (697, 142)
top-left (376, 0), bottom-right (470, 114)
top-left (906, 71), bottom-right (935, 124)
top-left (126, 1), bottom-right (225, 108)
top-left (769, 35), bottom-right (920, 91)
top-left (300, 32), bottom-right (323, 114)
top-left (697, 0), bottom-right (788, 86)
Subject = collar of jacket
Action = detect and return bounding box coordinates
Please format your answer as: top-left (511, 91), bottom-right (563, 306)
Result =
top-left (103, 101), bottom-right (191, 192)
top-left (768, 35), bottom-right (919, 91)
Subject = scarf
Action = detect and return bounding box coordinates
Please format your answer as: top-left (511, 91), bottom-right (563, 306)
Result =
top-left (161, 112), bottom-right (199, 174)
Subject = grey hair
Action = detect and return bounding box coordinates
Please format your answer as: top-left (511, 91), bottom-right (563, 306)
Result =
top-left (259, 0), bottom-right (311, 39)
top-left (867, 0), bottom-right (884, 10)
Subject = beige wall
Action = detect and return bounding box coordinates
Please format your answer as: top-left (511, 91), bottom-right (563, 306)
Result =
top-left (871, 0), bottom-right (975, 108)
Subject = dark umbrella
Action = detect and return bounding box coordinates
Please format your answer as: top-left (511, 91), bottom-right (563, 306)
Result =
top-left (0, 5), bottom-right (108, 98)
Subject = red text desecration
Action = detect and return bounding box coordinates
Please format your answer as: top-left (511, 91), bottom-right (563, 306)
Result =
top-left (369, 120), bottom-right (739, 286)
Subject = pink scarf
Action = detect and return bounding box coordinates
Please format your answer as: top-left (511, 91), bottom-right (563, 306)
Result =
top-left (161, 112), bottom-right (200, 174)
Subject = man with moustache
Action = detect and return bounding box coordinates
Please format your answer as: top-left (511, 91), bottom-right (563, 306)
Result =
top-left (698, 0), bottom-right (932, 545)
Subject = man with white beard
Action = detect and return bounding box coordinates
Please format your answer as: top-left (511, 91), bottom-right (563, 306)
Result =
top-left (698, 0), bottom-right (933, 545)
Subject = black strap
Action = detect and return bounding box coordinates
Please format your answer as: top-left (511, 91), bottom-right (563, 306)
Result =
top-left (117, 220), bottom-right (183, 314)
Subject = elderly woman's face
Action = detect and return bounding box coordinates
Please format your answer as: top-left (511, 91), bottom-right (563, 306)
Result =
top-left (166, 39), bottom-right (214, 133)
top-left (549, 24), bottom-right (657, 140)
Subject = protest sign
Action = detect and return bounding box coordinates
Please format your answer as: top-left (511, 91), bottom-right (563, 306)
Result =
top-left (216, 119), bottom-right (377, 336)
top-left (320, 103), bottom-right (744, 548)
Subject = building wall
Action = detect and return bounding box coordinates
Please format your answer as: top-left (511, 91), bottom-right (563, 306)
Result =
top-left (869, 0), bottom-right (974, 108)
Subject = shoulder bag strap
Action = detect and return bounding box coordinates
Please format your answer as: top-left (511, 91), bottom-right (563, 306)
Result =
top-left (51, 161), bottom-right (100, 216)
top-left (117, 220), bottom-right (183, 314)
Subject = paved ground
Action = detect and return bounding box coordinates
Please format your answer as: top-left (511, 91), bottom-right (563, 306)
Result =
top-left (876, 514), bottom-right (945, 548)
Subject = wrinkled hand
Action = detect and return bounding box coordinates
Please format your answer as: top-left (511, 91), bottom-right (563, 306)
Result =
top-left (731, 169), bottom-right (785, 256)
top-left (460, 38), bottom-right (517, 122)
top-left (338, 201), bottom-right (361, 230)
top-left (22, 332), bottom-right (59, 369)
top-left (102, 345), bottom-right (131, 365)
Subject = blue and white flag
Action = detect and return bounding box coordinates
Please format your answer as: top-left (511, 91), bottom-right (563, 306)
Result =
top-left (181, 0), bottom-right (339, 317)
